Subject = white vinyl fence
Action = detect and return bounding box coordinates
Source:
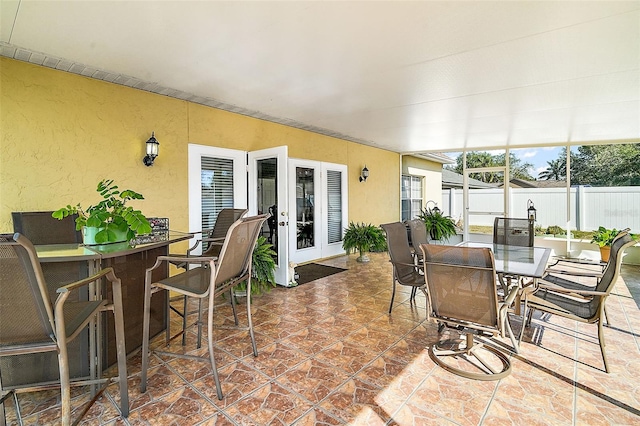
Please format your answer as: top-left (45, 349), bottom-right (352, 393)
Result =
top-left (441, 186), bottom-right (640, 233)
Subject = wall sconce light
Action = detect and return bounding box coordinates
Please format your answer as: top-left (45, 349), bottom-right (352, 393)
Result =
top-left (527, 199), bottom-right (537, 222)
top-left (359, 165), bottom-right (369, 182)
top-left (143, 132), bottom-right (159, 166)
top-left (425, 200), bottom-right (440, 213)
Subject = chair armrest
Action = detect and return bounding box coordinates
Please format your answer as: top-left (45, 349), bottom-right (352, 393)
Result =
top-left (56, 267), bottom-right (120, 294)
top-left (147, 255), bottom-right (217, 273)
top-left (544, 268), bottom-right (604, 279)
top-left (536, 281), bottom-right (607, 297)
top-left (548, 257), bottom-right (605, 270)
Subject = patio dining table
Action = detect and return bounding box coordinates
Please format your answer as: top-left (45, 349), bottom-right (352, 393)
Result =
top-left (457, 241), bottom-right (552, 321)
top-left (457, 241), bottom-right (552, 281)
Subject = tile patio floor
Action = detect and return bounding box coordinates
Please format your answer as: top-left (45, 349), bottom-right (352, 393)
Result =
top-left (4, 252), bottom-right (640, 425)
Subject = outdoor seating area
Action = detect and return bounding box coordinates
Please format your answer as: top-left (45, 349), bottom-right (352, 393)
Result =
top-left (2, 251), bottom-right (639, 425)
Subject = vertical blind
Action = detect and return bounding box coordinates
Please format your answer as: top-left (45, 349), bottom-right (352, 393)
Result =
top-left (201, 157), bottom-right (234, 232)
top-left (327, 170), bottom-right (343, 244)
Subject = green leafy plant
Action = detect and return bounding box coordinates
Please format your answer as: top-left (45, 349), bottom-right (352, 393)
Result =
top-left (591, 226), bottom-right (619, 247)
top-left (52, 179), bottom-right (152, 244)
top-left (235, 236), bottom-right (277, 296)
top-left (417, 207), bottom-right (457, 241)
top-left (342, 222), bottom-right (387, 262)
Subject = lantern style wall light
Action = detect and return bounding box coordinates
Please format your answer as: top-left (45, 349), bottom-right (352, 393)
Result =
top-left (359, 165), bottom-right (369, 182)
top-left (527, 199), bottom-right (537, 222)
top-left (425, 200), bottom-right (440, 213)
top-left (143, 132), bottom-right (159, 166)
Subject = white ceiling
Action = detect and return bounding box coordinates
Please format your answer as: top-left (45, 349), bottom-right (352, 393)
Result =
top-left (1, 1), bottom-right (639, 154)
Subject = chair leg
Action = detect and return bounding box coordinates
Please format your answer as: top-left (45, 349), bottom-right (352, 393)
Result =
top-left (598, 319), bottom-right (609, 373)
top-left (140, 280), bottom-right (153, 394)
top-left (246, 278), bottom-right (258, 357)
top-left (206, 295), bottom-right (223, 400)
top-left (410, 287), bottom-right (417, 303)
top-left (55, 326), bottom-right (72, 426)
top-left (388, 279), bottom-right (397, 314)
top-left (111, 279), bottom-right (129, 418)
top-left (196, 299), bottom-right (203, 349)
top-left (182, 295), bottom-right (188, 346)
top-left (230, 288), bottom-right (239, 326)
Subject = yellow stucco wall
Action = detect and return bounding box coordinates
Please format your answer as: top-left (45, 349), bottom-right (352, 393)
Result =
top-left (0, 58), bottom-right (402, 236)
top-left (402, 155), bottom-right (444, 209)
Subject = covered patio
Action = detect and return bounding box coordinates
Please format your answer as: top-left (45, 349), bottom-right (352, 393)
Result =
top-left (4, 252), bottom-right (639, 425)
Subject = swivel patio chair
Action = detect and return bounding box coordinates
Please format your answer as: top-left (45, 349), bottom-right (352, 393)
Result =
top-left (0, 233), bottom-right (129, 426)
top-left (140, 214), bottom-right (268, 400)
top-left (521, 232), bottom-right (636, 372)
top-left (381, 222), bottom-right (427, 315)
top-left (169, 208), bottom-right (248, 345)
top-left (420, 244), bottom-right (519, 381)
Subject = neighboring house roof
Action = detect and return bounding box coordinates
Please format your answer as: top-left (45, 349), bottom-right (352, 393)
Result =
top-left (500, 178), bottom-right (568, 188)
top-left (441, 169), bottom-right (496, 189)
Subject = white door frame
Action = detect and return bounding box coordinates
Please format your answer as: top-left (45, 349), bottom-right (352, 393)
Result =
top-left (248, 146), bottom-right (290, 286)
top-left (187, 144), bottom-right (247, 253)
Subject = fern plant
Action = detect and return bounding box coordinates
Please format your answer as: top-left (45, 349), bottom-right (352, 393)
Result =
top-left (342, 222), bottom-right (387, 262)
top-left (235, 236), bottom-right (277, 296)
top-left (418, 207), bottom-right (457, 241)
top-left (52, 179), bottom-right (152, 244)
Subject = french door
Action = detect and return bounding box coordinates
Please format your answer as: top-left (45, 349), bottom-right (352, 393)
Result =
top-left (288, 159), bottom-right (348, 264)
top-left (248, 147), bottom-right (290, 285)
top-left (189, 144), bottom-right (347, 284)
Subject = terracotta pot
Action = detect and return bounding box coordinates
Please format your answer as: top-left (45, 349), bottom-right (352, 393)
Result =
top-left (599, 246), bottom-right (611, 263)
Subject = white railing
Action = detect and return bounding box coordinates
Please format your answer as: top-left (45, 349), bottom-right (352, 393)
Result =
top-left (442, 186), bottom-right (640, 233)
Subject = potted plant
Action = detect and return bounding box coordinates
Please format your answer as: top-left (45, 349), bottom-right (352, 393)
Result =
top-left (418, 206), bottom-right (457, 242)
top-left (591, 226), bottom-right (619, 262)
top-left (234, 236), bottom-right (277, 296)
top-left (52, 179), bottom-right (152, 244)
top-left (342, 222), bottom-right (387, 262)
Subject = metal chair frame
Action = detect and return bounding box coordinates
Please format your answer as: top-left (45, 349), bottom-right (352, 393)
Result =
top-left (0, 233), bottom-right (129, 426)
top-left (420, 244), bottom-right (519, 381)
top-left (381, 222), bottom-right (427, 314)
top-left (140, 214), bottom-right (268, 400)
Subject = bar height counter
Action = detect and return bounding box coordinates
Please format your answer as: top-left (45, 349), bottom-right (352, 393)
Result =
top-left (36, 232), bottom-right (192, 370)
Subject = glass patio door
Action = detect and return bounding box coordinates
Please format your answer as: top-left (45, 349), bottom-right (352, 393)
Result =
top-left (248, 147), bottom-right (290, 285)
top-left (288, 159), bottom-right (347, 263)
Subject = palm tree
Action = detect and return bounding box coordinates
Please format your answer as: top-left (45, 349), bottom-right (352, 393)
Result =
top-left (539, 159), bottom-right (565, 180)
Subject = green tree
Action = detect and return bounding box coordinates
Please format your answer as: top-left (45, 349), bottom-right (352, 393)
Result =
top-left (538, 158), bottom-right (566, 180)
top-left (448, 152), bottom-right (534, 183)
top-left (545, 144), bottom-right (640, 186)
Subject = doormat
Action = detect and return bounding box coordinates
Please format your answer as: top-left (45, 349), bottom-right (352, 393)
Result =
top-left (295, 263), bottom-right (347, 285)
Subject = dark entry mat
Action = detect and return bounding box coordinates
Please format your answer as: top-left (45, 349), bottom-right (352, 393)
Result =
top-left (295, 263), bottom-right (347, 285)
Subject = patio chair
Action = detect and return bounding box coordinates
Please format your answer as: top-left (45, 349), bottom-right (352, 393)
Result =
top-left (546, 228), bottom-right (630, 274)
top-left (169, 208), bottom-right (248, 345)
top-left (541, 229), bottom-right (632, 325)
top-left (380, 222), bottom-right (427, 315)
top-left (420, 244), bottom-right (519, 381)
top-left (405, 219), bottom-right (429, 301)
top-left (0, 233), bottom-right (129, 426)
top-left (140, 214), bottom-right (268, 400)
top-left (493, 217), bottom-right (534, 292)
top-left (521, 232), bottom-right (636, 372)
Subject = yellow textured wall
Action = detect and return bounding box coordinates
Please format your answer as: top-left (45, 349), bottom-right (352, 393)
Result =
top-left (402, 155), bottom-right (444, 208)
top-left (0, 58), bottom-right (403, 237)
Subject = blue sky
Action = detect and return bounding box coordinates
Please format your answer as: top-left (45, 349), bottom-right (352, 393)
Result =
top-left (445, 147), bottom-right (564, 179)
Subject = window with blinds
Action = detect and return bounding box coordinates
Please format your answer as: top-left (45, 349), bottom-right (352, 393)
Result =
top-left (201, 157), bottom-right (234, 233)
top-left (327, 170), bottom-right (343, 244)
top-left (401, 175), bottom-right (423, 221)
